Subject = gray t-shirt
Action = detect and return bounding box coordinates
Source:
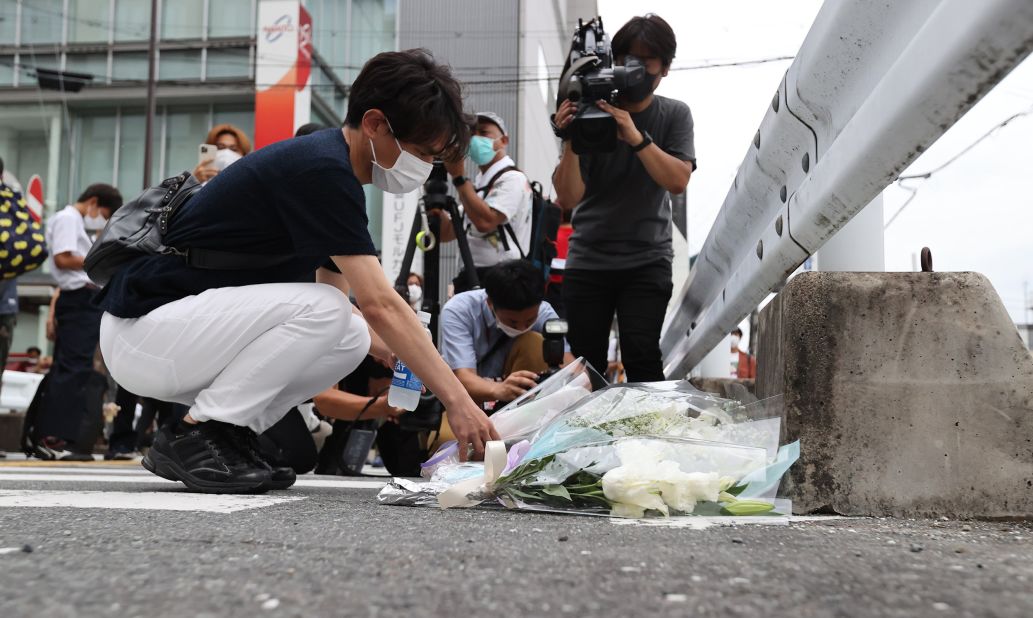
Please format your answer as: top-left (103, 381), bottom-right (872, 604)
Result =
top-left (568, 95), bottom-right (696, 270)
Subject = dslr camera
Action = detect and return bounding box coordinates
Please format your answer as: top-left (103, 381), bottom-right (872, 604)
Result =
top-left (536, 318), bottom-right (568, 383)
top-left (557, 17), bottom-right (646, 154)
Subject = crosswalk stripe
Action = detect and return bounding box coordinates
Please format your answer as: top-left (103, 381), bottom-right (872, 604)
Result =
top-left (0, 472), bottom-right (388, 489)
top-left (0, 490), bottom-right (304, 513)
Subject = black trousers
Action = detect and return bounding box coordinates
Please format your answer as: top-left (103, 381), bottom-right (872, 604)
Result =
top-left (562, 260), bottom-right (673, 382)
top-left (38, 287), bottom-right (105, 446)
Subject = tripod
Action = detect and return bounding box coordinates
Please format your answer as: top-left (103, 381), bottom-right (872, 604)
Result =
top-left (393, 163), bottom-right (479, 345)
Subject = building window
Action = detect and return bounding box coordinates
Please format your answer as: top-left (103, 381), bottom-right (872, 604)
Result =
top-left (161, 0), bottom-right (205, 40)
top-left (69, 0), bottom-right (113, 43)
top-left (112, 51), bottom-right (150, 81)
top-left (76, 114), bottom-right (118, 188)
top-left (159, 50), bottom-right (202, 81)
top-left (0, 3), bottom-right (18, 43)
top-left (116, 110), bottom-right (148, 193)
top-left (114, 0), bottom-right (152, 42)
top-left (21, 0), bottom-right (64, 44)
top-left (206, 47), bottom-right (251, 80)
top-left (209, 0), bottom-right (253, 39)
top-left (163, 107), bottom-right (210, 177)
top-left (65, 53), bottom-right (110, 81)
top-left (0, 57), bottom-right (14, 86)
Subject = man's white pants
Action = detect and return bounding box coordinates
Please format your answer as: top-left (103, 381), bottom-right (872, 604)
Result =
top-left (99, 283), bottom-right (371, 433)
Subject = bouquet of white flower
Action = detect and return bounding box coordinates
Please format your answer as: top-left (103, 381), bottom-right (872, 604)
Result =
top-left (378, 373), bottom-right (800, 519)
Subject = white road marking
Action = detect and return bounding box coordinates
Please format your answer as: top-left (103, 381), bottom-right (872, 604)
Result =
top-left (0, 490), bottom-right (303, 513)
top-left (0, 472), bottom-right (388, 489)
top-left (610, 515), bottom-right (791, 528)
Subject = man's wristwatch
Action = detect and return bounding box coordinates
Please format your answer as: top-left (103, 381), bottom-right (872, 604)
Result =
top-left (452, 175), bottom-right (468, 188)
top-left (631, 131), bottom-right (653, 152)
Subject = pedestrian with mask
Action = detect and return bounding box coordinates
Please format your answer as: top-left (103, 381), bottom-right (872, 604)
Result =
top-left (441, 112), bottom-right (533, 292)
top-left (31, 184), bottom-right (123, 460)
top-left (552, 14), bottom-right (696, 381)
top-left (95, 50), bottom-right (498, 494)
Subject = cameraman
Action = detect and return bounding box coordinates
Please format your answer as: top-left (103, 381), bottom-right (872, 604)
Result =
top-left (439, 260), bottom-right (570, 405)
top-left (552, 14), bottom-right (695, 381)
top-left (96, 50), bottom-right (499, 494)
top-left (440, 112), bottom-right (533, 293)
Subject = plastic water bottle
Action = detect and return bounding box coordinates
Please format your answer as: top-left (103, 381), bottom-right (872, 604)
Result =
top-left (388, 311), bottom-right (432, 411)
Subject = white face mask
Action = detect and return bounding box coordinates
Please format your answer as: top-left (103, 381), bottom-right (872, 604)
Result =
top-left (730, 335), bottom-right (741, 349)
top-left (495, 313), bottom-right (534, 338)
top-left (213, 147), bottom-right (243, 171)
top-left (408, 284), bottom-right (423, 307)
top-left (369, 120), bottom-right (433, 194)
top-left (84, 214), bottom-right (107, 231)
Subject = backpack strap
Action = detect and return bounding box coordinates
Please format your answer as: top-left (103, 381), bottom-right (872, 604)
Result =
top-left (477, 165), bottom-right (519, 197)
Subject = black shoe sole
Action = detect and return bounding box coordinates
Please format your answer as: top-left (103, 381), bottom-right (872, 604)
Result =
top-left (262, 477), bottom-right (297, 491)
top-left (142, 449), bottom-right (270, 495)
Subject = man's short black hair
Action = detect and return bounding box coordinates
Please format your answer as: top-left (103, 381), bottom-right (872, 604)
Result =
top-left (295, 122), bottom-right (325, 137)
top-left (612, 14), bottom-right (677, 68)
top-left (77, 183), bottom-right (123, 213)
top-left (27, 346), bottom-right (42, 355)
top-left (483, 260), bottom-right (544, 311)
top-left (345, 49), bottom-right (473, 161)
top-left (731, 327), bottom-right (743, 337)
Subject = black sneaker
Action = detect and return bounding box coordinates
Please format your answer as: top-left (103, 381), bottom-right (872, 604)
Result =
top-left (60, 452), bottom-right (96, 462)
top-left (230, 425), bottom-right (297, 490)
top-left (142, 421), bottom-right (271, 494)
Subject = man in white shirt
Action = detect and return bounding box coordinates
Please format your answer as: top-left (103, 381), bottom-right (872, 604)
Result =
top-left (443, 112), bottom-right (533, 292)
top-left (31, 183), bottom-right (123, 460)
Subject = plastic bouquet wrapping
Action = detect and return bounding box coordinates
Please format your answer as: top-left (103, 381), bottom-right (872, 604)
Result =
top-left (378, 360), bottom-right (800, 519)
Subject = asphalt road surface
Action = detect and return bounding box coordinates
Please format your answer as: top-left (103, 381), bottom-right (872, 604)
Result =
top-left (0, 461), bottom-right (1030, 618)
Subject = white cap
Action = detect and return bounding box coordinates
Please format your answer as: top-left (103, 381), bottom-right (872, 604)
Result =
top-left (476, 111), bottom-right (508, 136)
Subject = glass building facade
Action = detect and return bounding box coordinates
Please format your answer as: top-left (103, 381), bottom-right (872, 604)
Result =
top-left (0, 0), bottom-right (397, 212)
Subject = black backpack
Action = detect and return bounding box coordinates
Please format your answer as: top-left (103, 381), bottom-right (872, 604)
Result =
top-left (85, 171), bottom-right (289, 285)
top-left (479, 166), bottom-right (562, 280)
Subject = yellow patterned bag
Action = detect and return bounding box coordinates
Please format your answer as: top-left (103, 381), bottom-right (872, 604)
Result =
top-left (0, 182), bottom-right (48, 279)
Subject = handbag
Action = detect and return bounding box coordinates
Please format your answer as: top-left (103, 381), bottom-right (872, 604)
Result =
top-left (0, 182), bottom-right (48, 279)
top-left (84, 170), bottom-right (291, 286)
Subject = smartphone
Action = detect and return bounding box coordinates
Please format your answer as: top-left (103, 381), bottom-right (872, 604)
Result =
top-left (198, 143), bottom-right (217, 166)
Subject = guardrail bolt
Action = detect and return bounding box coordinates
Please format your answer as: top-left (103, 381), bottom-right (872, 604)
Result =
top-left (802, 152), bottom-right (810, 173)
top-left (772, 91), bottom-right (780, 112)
top-left (756, 240), bottom-right (764, 260)
top-left (921, 247), bottom-right (933, 272)
top-left (775, 215), bottom-right (783, 236)
top-left (779, 185), bottom-right (787, 203)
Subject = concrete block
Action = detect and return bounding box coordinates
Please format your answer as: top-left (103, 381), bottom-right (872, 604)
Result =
top-left (756, 272), bottom-right (1033, 518)
top-left (688, 377), bottom-right (758, 403)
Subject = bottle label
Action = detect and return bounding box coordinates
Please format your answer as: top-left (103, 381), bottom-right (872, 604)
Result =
top-left (392, 359), bottom-right (423, 391)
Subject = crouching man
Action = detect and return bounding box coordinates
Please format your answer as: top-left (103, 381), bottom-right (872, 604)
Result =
top-left (439, 260), bottom-right (571, 405)
top-left (95, 50), bottom-right (498, 494)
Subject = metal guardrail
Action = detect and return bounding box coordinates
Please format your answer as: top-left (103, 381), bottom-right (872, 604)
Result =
top-left (660, 0), bottom-right (1033, 377)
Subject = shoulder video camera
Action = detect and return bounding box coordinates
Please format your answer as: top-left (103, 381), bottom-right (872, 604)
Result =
top-left (558, 17), bottom-right (646, 154)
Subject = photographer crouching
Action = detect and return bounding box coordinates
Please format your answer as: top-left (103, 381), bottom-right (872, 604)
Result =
top-left (552, 14), bottom-right (696, 381)
top-left (94, 50), bottom-right (499, 494)
top-left (439, 260), bottom-right (571, 409)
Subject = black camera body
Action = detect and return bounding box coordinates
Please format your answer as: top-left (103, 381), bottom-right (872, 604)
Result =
top-left (422, 161), bottom-right (451, 211)
top-left (536, 318), bottom-right (568, 384)
top-left (559, 17), bottom-right (646, 155)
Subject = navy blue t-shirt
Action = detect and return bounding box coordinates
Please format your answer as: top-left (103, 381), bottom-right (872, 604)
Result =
top-left (96, 128), bottom-right (376, 318)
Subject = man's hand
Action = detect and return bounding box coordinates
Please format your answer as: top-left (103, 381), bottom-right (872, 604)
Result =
top-left (445, 157), bottom-right (466, 178)
top-left (554, 99), bottom-right (578, 135)
top-left (446, 398), bottom-right (501, 462)
top-left (493, 370), bottom-right (539, 402)
top-left (596, 100), bottom-right (643, 145)
top-left (46, 316), bottom-right (56, 341)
